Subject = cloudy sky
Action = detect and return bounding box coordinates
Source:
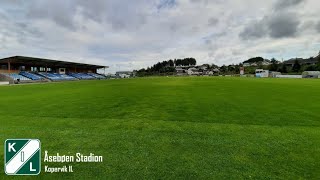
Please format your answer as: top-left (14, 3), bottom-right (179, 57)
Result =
top-left (0, 0), bottom-right (319, 73)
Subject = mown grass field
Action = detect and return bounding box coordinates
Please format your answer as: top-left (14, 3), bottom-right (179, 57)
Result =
top-left (0, 77), bottom-right (320, 179)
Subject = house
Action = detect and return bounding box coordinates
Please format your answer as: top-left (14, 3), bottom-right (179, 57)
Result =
top-left (116, 71), bottom-right (134, 78)
top-left (284, 58), bottom-right (318, 66)
top-left (187, 68), bottom-right (200, 75)
top-left (212, 68), bottom-right (220, 73)
top-left (198, 65), bottom-right (208, 70)
top-left (255, 69), bottom-right (269, 78)
top-left (207, 71), bottom-right (214, 75)
top-left (261, 60), bottom-right (271, 66)
top-left (176, 67), bottom-right (186, 75)
top-left (243, 59), bottom-right (270, 67)
top-left (243, 63), bottom-right (251, 67)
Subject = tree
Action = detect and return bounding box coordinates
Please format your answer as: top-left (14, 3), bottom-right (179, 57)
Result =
top-left (182, 59), bottom-right (189, 66)
top-left (292, 59), bottom-right (301, 72)
top-left (220, 65), bottom-right (228, 74)
top-left (305, 65), bottom-right (317, 71)
top-left (269, 58), bottom-right (279, 71)
top-left (234, 64), bottom-right (240, 74)
top-left (189, 58), bottom-right (197, 65)
top-left (211, 64), bottom-right (219, 69)
top-left (280, 63), bottom-right (288, 73)
top-left (136, 57), bottom-right (197, 76)
top-left (176, 59), bottom-right (182, 66)
top-left (168, 60), bottom-right (174, 67)
top-left (228, 65), bottom-right (235, 73)
top-left (203, 64), bottom-right (210, 69)
top-left (162, 61), bottom-right (168, 67)
top-left (243, 57), bottom-right (264, 64)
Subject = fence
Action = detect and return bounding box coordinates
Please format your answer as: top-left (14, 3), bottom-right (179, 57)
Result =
top-left (275, 75), bottom-right (302, 79)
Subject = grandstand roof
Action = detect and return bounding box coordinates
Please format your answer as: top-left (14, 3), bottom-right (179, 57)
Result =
top-left (0, 56), bottom-right (108, 69)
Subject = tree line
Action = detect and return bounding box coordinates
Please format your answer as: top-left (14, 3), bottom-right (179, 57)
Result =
top-left (135, 51), bottom-right (320, 76)
top-left (137, 58), bottom-right (196, 76)
top-left (236, 59), bottom-right (320, 75)
top-left (219, 52), bottom-right (320, 74)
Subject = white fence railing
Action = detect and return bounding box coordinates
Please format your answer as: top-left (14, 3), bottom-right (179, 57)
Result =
top-left (275, 75), bottom-right (302, 79)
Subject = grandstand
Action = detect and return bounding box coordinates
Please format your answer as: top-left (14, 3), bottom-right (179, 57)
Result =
top-left (0, 56), bottom-right (108, 84)
top-left (68, 73), bottom-right (97, 80)
top-left (20, 71), bottom-right (44, 80)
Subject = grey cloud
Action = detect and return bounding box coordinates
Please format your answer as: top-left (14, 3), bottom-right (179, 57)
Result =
top-left (205, 39), bottom-right (212, 45)
top-left (268, 13), bottom-right (300, 38)
top-left (240, 0), bottom-right (305, 40)
top-left (208, 17), bottom-right (219, 26)
top-left (77, 0), bottom-right (107, 22)
top-left (317, 22), bottom-right (320, 33)
top-left (202, 31), bottom-right (227, 47)
top-left (0, 11), bottom-right (8, 20)
top-left (157, 0), bottom-right (176, 10)
top-left (26, 0), bottom-right (151, 31)
top-left (27, 1), bottom-right (76, 30)
top-left (189, 0), bottom-right (224, 5)
top-left (189, 0), bottom-right (209, 5)
top-left (0, 15), bottom-right (43, 47)
top-left (300, 21), bottom-right (315, 29)
top-left (240, 20), bottom-right (268, 40)
top-left (169, 23), bottom-right (179, 33)
top-left (104, 1), bottom-right (149, 31)
top-left (274, 0), bottom-right (304, 10)
top-left (191, 26), bottom-right (199, 33)
top-left (240, 12), bottom-right (300, 40)
top-left (14, 23), bottom-right (43, 44)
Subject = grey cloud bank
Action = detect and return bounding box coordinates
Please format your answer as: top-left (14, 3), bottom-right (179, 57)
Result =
top-left (240, 12), bottom-right (300, 40)
top-left (274, 0), bottom-right (305, 10)
top-left (0, 0), bottom-right (319, 73)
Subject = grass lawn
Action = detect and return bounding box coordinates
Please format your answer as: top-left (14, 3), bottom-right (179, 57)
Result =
top-left (0, 77), bottom-right (319, 179)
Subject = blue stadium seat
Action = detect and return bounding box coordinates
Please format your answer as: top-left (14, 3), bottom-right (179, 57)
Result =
top-left (68, 73), bottom-right (97, 80)
top-left (1, 73), bottom-right (32, 81)
top-left (87, 73), bottom-right (106, 79)
top-left (20, 72), bottom-right (44, 80)
top-left (38, 72), bottom-right (76, 81)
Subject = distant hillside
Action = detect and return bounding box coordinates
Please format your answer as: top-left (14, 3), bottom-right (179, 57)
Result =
top-left (243, 57), bottom-right (264, 64)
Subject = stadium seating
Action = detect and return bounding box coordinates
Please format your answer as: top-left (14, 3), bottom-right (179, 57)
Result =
top-left (38, 72), bottom-right (77, 81)
top-left (68, 73), bottom-right (96, 80)
top-left (20, 71), bottom-right (44, 80)
top-left (87, 73), bottom-right (106, 79)
top-left (1, 73), bottom-right (31, 81)
top-left (38, 72), bottom-right (60, 80)
top-left (52, 73), bottom-right (77, 80)
top-left (0, 72), bottom-right (105, 83)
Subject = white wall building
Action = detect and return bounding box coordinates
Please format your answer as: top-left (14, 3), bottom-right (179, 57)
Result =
top-left (255, 69), bottom-right (269, 78)
top-left (187, 68), bottom-right (200, 75)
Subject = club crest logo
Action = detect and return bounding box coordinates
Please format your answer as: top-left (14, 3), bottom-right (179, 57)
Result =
top-left (4, 139), bottom-right (41, 175)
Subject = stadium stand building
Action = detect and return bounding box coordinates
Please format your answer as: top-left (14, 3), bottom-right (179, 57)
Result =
top-left (0, 56), bottom-right (108, 84)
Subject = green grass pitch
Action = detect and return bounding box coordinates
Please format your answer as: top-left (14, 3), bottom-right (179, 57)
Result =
top-left (0, 77), bottom-right (320, 179)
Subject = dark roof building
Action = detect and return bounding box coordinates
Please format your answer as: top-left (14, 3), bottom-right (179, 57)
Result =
top-left (283, 58), bottom-right (318, 66)
top-left (0, 56), bottom-right (108, 74)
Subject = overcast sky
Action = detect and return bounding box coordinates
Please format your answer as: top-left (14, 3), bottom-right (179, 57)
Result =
top-left (0, 0), bottom-right (319, 73)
